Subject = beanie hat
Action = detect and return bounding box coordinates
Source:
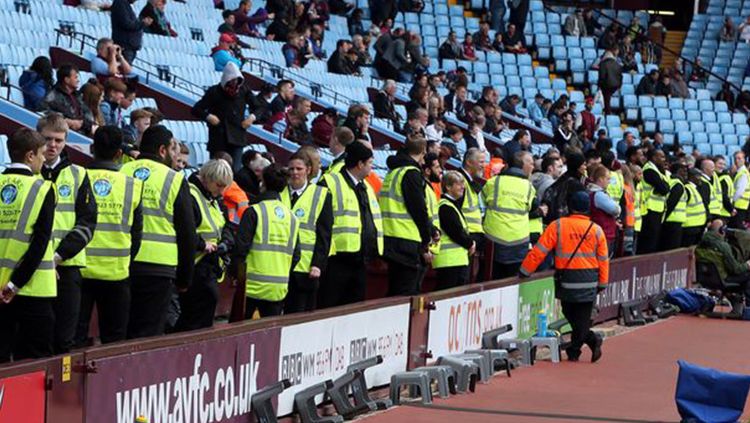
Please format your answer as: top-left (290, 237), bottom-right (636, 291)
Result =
top-left (344, 140), bottom-right (373, 168)
top-left (568, 190), bottom-right (591, 215)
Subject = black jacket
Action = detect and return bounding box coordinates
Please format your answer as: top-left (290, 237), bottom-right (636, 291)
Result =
top-left (235, 167), bottom-right (261, 202)
top-left (289, 184), bottom-right (334, 273)
top-left (444, 92), bottom-right (468, 121)
top-left (327, 50), bottom-right (353, 75)
top-left (438, 195), bottom-right (473, 250)
top-left (4, 167), bottom-right (56, 289)
top-left (111, 0), bottom-right (145, 51)
top-left (88, 160), bottom-right (143, 262)
top-left (41, 156), bottom-right (97, 265)
top-left (188, 173), bottom-right (235, 272)
top-left (191, 84), bottom-right (258, 153)
top-left (643, 164), bottom-right (671, 202)
top-left (719, 173), bottom-right (735, 215)
top-left (41, 84), bottom-right (95, 136)
top-left (635, 76), bottom-right (657, 96)
top-left (373, 91), bottom-right (401, 132)
top-left (129, 155), bottom-right (196, 289)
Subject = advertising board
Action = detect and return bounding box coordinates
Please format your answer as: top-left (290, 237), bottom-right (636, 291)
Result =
top-left (0, 370), bottom-right (46, 423)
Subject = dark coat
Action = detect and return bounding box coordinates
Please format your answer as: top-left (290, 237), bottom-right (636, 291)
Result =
top-left (111, 0), bottom-right (145, 51)
top-left (191, 84), bottom-right (259, 153)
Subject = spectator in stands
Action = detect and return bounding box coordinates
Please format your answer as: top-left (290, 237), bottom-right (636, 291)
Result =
top-left (123, 108), bottom-right (151, 149)
top-left (616, 131), bottom-right (635, 161)
top-left (305, 0), bottom-right (330, 27)
top-left (111, 0), bottom-right (153, 63)
top-left (283, 32), bottom-right (307, 68)
top-left (717, 82), bottom-right (736, 110)
top-left (598, 46), bottom-right (622, 115)
top-left (564, 9), bottom-right (587, 37)
top-left (671, 71), bottom-right (690, 99)
top-left (598, 25), bottom-right (617, 50)
top-left (488, 33), bottom-right (503, 53)
top-left (439, 31), bottom-right (465, 62)
top-left (655, 73), bottom-right (672, 97)
top-left (406, 33), bottom-right (425, 74)
top-left (442, 125), bottom-right (464, 159)
top-left (374, 79), bottom-right (401, 132)
top-left (473, 21), bottom-right (493, 52)
top-left (19, 56), bottom-right (54, 112)
top-left (739, 16), bottom-right (750, 43)
top-left (587, 164), bottom-right (621, 254)
top-left (267, 0), bottom-right (293, 18)
top-left (508, 0), bottom-right (529, 33)
top-left (406, 87), bottom-right (429, 115)
top-left (266, 80), bottom-right (295, 127)
top-left (465, 117), bottom-right (486, 152)
top-left (554, 112), bottom-right (576, 152)
top-left (283, 110), bottom-right (313, 144)
top-left (474, 86), bottom-right (497, 110)
top-left (531, 154), bottom-right (562, 207)
top-left (328, 39), bottom-right (354, 74)
top-left (636, 69), bottom-right (659, 96)
top-left (736, 89), bottom-right (750, 114)
top-left (444, 83), bottom-right (469, 121)
top-left (369, 0), bottom-right (397, 27)
top-left (404, 110), bottom-right (427, 138)
top-left (689, 58), bottom-right (708, 84)
top-left (695, 219), bottom-right (750, 304)
top-left (502, 23), bottom-right (527, 54)
top-left (91, 38), bottom-right (134, 83)
top-left (647, 16), bottom-right (667, 63)
top-left (42, 65), bottom-right (96, 136)
top-left (351, 34), bottom-right (372, 66)
top-left (191, 62), bottom-right (258, 168)
top-left (526, 93), bottom-right (545, 126)
top-left (489, 0), bottom-right (506, 32)
top-left (426, 117), bottom-right (446, 142)
top-left (503, 129), bottom-right (530, 162)
top-left (100, 78), bottom-right (128, 128)
top-left (343, 104), bottom-right (371, 142)
top-left (139, 0), bottom-right (177, 37)
top-left (211, 34), bottom-right (243, 72)
top-left (311, 107), bottom-right (337, 146)
top-left (376, 30), bottom-right (410, 81)
top-left (462, 33), bottom-right (478, 61)
top-left (499, 94), bottom-right (521, 116)
top-left (348, 8), bottom-right (366, 36)
top-left (579, 98), bottom-right (597, 141)
top-left (720, 16), bottom-right (737, 41)
top-left (266, 10), bottom-right (292, 41)
top-left (234, 150), bottom-right (262, 202)
top-left (582, 8), bottom-right (602, 37)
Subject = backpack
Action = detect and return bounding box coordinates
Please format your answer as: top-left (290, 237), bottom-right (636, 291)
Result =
top-left (542, 175), bottom-right (582, 224)
top-left (665, 288), bottom-right (716, 314)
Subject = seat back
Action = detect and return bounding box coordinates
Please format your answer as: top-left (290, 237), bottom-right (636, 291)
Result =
top-left (695, 260), bottom-right (726, 291)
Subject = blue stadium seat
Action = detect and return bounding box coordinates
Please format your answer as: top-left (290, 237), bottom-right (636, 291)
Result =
top-left (684, 99), bottom-right (699, 110)
top-left (708, 133), bottom-right (723, 144)
top-left (705, 122), bottom-right (720, 134)
top-left (694, 132), bottom-right (708, 144)
top-left (653, 96), bottom-right (668, 108)
top-left (638, 96), bottom-right (653, 107)
top-left (680, 131), bottom-right (695, 145)
top-left (656, 108), bottom-right (671, 120)
top-left (672, 109), bottom-right (686, 121)
top-left (699, 100), bottom-right (714, 111)
top-left (687, 110), bottom-right (701, 121)
top-left (721, 123), bottom-right (736, 134)
top-left (675, 120), bottom-right (690, 133)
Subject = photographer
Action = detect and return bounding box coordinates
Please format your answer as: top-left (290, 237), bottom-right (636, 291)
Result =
top-left (91, 38), bottom-right (134, 83)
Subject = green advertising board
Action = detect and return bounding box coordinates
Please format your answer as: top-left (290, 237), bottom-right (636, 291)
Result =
top-left (517, 277), bottom-right (562, 339)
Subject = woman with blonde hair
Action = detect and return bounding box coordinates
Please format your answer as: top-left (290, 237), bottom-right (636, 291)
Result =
top-left (433, 170), bottom-right (476, 289)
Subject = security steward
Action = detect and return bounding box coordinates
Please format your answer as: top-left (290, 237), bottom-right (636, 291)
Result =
top-left (636, 149), bottom-right (670, 254)
top-left (76, 126), bottom-right (143, 344)
top-left (282, 152), bottom-right (332, 313)
top-left (234, 164), bottom-right (300, 318)
top-left (318, 141), bottom-right (383, 307)
top-left (37, 113), bottom-right (97, 354)
top-left (520, 191), bottom-right (608, 363)
top-left (482, 151), bottom-right (543, 279)
top-left (459, 148), bottom-right (487, 281)
top-left (731, 151), bottom-right (750, 229)
top-left (714, 155), bottom-right (735, 221)
top-left (325, 127), bottom-right (355, 175)
top-left (660, 160), bottom-right (687, 251)
top-left (380, 136), bottom-right (440, 296)
top-left (434, 171), bottom-right (476, 290)
top-left (174, 159), bottom-right (235, 331)
top-left (682, 168), bottom-right (709, 247)
top-left (0, 128), bottom-right (57, 363)
top-left (120, 125), bottom-right (196, 338)
top-left (699, 158), bottom-right (721, 219)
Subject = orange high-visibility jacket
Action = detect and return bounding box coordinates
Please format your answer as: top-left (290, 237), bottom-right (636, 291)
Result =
top-left (224, 181), bottom-right (249, 225)
top-left (366, 172), bottom-right (382, 194)
top-left (623, 183), bottom-right (636, 228)
top-left (520, 214), bottom-right (609, 302)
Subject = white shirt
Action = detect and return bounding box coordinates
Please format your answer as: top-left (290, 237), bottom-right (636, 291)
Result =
top-left (44, 156), bottom-right (61, 170)
top-left (425, 124), bottom-right (444, 142)
top-left (346, 169), bottom-right (361, 186)
top-left (290, 181), bottom-right (308, 198)
top-left (8, 163), bottom-right (33, 172)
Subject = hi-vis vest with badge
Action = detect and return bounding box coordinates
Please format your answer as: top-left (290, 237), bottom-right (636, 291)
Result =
top-left (281, 184), bottom-right (329, 273)
top-left (718, 173), bottom-right (734, 217)
top-left (641, 161), bottom-right (668, 213)
top-left (701, 173), bottom-right (721, 216)
top-left (323, 172), bottom-right (384, 255)
top-left (482, 174), bottom-right (535, 247)
top-left (734, 166), bottom-right (750, 211)
top-left (53, 164), bottom-right (88, 267)
top-left (380, 166), bottom-right (437, 242)
top-left (189, 183), bottom-right (226, 264)
top-left (433, 199), bottom-right (470, 268)
top-left (459, 171), bottom-right (484, 234)
top-left (0, 175), bottom-right (56, 297)
top-left (684, 181), bottom-right (707, 228)
top-left (81, 169), bottom-right (141, 281)
top-left (121, 159), bottom-right (182, 266)
top-left (245, 199), bottom-right (298, 302)
top-left (665, 178), bottom-right (687, 223)
top-left (606, 170), bottom-right (624, 203)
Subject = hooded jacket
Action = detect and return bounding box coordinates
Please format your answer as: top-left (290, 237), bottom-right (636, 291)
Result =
top-left (19, 70), bottom-right (51, 112)
top-left (191, 63), bottom-right (259, 153)
top-left (598, 51), bottom-right (623, 90)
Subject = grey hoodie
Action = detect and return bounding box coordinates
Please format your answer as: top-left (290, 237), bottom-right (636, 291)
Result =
top-left (530, 172), bottom-right (555, 201)
top-left (220, 61), bottom-right (244, 88)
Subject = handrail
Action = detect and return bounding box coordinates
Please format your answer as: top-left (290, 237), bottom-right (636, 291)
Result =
top-left (541, 2), bottom-right (742, 92)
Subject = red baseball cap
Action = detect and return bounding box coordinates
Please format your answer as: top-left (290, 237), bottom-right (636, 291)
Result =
top-left (219, 33), bottom-right (238, 44)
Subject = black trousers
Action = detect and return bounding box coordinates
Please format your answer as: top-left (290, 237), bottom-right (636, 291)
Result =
top-left (0, 296), bottom-right (55, 363)
top-left (436, 266), bottom-right (469, 291)
top-left (174, 262), bottom-right (219, 332)
top-left (387, 259), bottom-right (426, 297)
top-left (285, 272), bottom-right (320, 314)
top-left (471, 233), bottom-right (486, 282)
top-left (492, 261), bottom-right (521, 280)
top-left (245, 297), bottom-right (284, 318)
top-left (682, 227), bottom-right (704, 248)
top-left (636, 211), bottom-right (664, 254)
top-left (659, 223), bottom-right (683, 252)
top-left (53, 266), bottom-right (82, 354)
top-left (730, 208), bottom-right (748, 229)
top-left (76, 278), bottom-right (131, 345)
top-left (318, 255), bottom-right (367, 308)
top-left (127, 275), bottom-right (173, 339)
top-left (561, 301), bottom-right (597, 359)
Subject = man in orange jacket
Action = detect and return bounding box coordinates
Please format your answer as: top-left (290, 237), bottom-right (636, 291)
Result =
top-left (520, 191), bottom-right (609, 363)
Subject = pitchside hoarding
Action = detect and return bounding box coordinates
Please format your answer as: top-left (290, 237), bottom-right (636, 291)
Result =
top-left (0, 370), bottom-right (46, 423)
top-left (276, 303), bottom-right (410, 416)
top-left (85, 327), bottom-right (281, 423)
top-left (426, 285), bottom-right (519, 358)
top-left (517, 277), bottom-right (560, 339)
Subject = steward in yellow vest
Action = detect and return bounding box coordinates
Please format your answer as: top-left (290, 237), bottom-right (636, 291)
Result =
top-left (323, 127), bottom-right (355, 176)
top-left (0, 128), bottom-right (57, 363)
top-left (636, 150), bottom-right (670, 254)
top-left (714, 156), bottom-right (735, 219)
top-left (459, 148), bottom-right (487, 282)
top-left (682, 168), bottom-right (709, 247)
top-left (37, 113), bottom-right (98, 354)
top-left (174, 160), bottom-right (234, 332)
top-left (660, 161), bottom-right (687, 251)
top-left (120, 125), bottom-right (196, 339)
top-left (434, 171), bottom-right (476, 290)
top-left (731, 152), bottom-right (750, 229)
top-left (76, 126), bottom-right (143, 345)
top-left (380, 138), bottom-right (441, 297)
top-left (234, 164), bottom-right (300, 318)
top-left (318, 141), bottom-right (383, 308)
top-left (282, 152), bottom-right (332, 314)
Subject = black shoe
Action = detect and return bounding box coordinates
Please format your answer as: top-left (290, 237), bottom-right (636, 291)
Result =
top-left (591, 334), bottom-right (603, 363)
top-left (566, 347), bottom-right (580, 362)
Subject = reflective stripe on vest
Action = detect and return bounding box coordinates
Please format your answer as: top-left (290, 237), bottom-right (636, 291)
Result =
top-left (702, 174), bottom-right (721, 215)
top-left (482, 174), bottom-right (535, 247)
top-left (52, 164), bottom-right (89, 267)
top-left (665, 178), bottom-right (687, 223)
top-left (380, 166), bottom-right (437, 242)
top-left (245, 200), bottom-right (298, 302)
top-left (641, 161), bottom-right (668, 213)
top-left (433, 199), bottom-right (470, 269)
top-left (190, 183), bottom-right (226, 264)
top-left (734, 166), bottom-right (750, 211)
top-left (634, 184), bottom-right (642, 232)
top-left (684, 182), bottom-right (707, 228)
top-left (81, 170), bottom-right (141, 281)
top-left (281, 184), bottom-right (328, 273)
top-left (718, 173), bottom-right (734, 217)
top-left (606, 170), bottom-right (624, 202)
top-left (121, 159), bottom-right (181, 266)
top-left (324, 172), bottom-right (384, 255)
top-left (459, 171), bottom-right (484, 234)
top-left (0, 176), bottom-right (56, 297)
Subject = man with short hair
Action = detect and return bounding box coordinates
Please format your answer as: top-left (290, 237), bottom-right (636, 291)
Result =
top-left (637, 149), bottom-right (670, 254)
top-left (41, 64), bottom-right (95, 136)
top-left (527, 93), bottom-right (546, 126)
top-left (616, 131), bottom-right (635, 161)
top-left (37, 113), bottom-right (97, 354)
top-left (444, 84), bottom-right (469, 121)
top-left (343, 104), bottom-right (371, 142)
top-left (91, 37), bottom-right (133, 81)
top-left (328, 39), bottom-right (355, 75)
top-left (326, 127), bottom-right (355, 175)
top-left (232, 0), bottom-right (272, 38)
top-left (714, 155), bottom-right (735, 220)
top-left (732, 151), bottom-right (750, 228)
top-left (0, 128), bottom-right (57, 363)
